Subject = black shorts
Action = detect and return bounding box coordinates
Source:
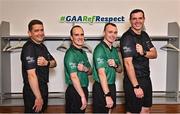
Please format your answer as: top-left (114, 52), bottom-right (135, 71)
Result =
top-left (23, 82), bottom-right (48, 113)
top-left (123, 76), bottom-right (152, 113)
top-left (92, 81), bottom-right (116, 113)
top-left (65, 85), bottom-right (88, 113)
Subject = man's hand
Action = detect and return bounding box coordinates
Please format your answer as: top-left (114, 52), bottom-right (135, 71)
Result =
top-left (37, 56), bottom-right (48, 66)
top-left (136, 44), bottom-right (144, 55)
top-left (80, 96), bottom-right (87, 110)
top-left (77, 63), bottom-right (88, 72)
top-left (108, 59), bottom-right (117, 68)
top-left (134, 87), bottom-right (144, 98)
top-left (33, 97), bottom-right (43, 112)
top-left (105, 96), bottom-right (114, 108)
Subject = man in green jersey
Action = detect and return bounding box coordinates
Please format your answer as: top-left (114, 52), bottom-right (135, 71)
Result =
top-left (92, 23), bottom-right (122, 113)
top-left (64, 25), bottom-right (92, 113)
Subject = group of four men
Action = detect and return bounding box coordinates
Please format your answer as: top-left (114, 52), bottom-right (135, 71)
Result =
top-left (21, 9), bottom-right (157, 113)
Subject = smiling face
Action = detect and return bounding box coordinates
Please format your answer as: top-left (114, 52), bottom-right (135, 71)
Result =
top-left (28, 24), bottom-right (45, 44)
top-left (71, 26), bottom-right (84, 48)
top-left (130, 11), bottom-right (145, 34)
top-left (103, 24), bottom-right (118, 45)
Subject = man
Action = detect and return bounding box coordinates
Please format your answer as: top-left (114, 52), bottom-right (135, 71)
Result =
top-left (92, 23), bottom-right (122, 113)
top-left (64, 25), bottom-right (92, 113)
top-left (21, 19), bottom-right (57, 113)
top-left (120, 9), bottom-right (157, 113)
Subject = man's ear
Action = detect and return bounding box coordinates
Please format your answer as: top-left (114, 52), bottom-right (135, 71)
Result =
top-left (70, 36), bottom-right (73, 41)
top-left (28, 31), bottom-right (31, 37)
top-left (103, 31), bottom-right (105, 36)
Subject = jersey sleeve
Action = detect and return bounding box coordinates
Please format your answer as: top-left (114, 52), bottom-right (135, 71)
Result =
top-left (64, 52), bottom-right (78, 73)
top-left (22, 45), bottom-right (36, 70)
top-left (120, 35), bottom-right (136, 58)
top-left (114, 48), bottom-right (121, 66)
top-left (84, 52), bottom-right (91, 69)
top-left (93, 46), bottom-right (108, 69)
top-left (47, 50), bottom-right (55, 61)
top-left (143, 32), bottom-right (154, 50)
top-left (44, 44), bottom-right (55, 61)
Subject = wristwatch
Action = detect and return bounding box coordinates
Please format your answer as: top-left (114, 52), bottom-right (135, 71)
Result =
top-left (133, 84), bottom-right (140, 89)
top-left (104, 92), bottom-right (111, 97)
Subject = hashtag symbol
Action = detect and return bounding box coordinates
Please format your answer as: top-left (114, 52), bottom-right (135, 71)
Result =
top-left (60, 16), bottom-right (65, 22)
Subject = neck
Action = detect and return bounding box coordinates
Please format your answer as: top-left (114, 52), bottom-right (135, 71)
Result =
top-left (103, 39), bottom-right (112, 49)
top-left (72, 43), bottom-right (82, 49)
top-left (131, 27), bottom-right (142, 35)
top-left (31, 38), bottom-right (42, 44)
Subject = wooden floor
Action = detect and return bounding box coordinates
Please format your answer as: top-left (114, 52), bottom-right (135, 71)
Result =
top-left (0, 104), bottom-right (180, 113)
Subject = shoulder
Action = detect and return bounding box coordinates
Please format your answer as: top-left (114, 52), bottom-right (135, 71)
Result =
top-left (142, 31), bottom-right (151, 40)
top-left (93, 42), bottom-right (106, 57)
top-left (64, 47), bottom-right (75, 58)
top-left (142, 30), bottom-right (148, 35)
top-left (94, 42), bottom-right (104, 52)
top-left (120, 30), bottom-right (133, 42)
top-left (93, 43), bottom-right (105, 54)
top-left (22, 41), bottom-right (34, 51)
top-left (41, 43), bottom-right (48, 49)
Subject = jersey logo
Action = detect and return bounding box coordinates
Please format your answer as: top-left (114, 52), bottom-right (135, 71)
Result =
top-left (69, 62), bottom-right (76, 69)
top-left (123, 46), bottom-right (132, 53)
top-left (97, 57), bottom-right (104, 64)
top-left (26, 56), bottom-right (35, 64)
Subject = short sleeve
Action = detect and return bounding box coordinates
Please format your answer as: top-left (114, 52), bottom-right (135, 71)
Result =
top-left (43, 44), bottom-right (55, 61)
top-left (21, 45), bottom-right (36, 70)
top-left (142, 32), bottom-right (154, 50)
top-left (114, 48), bottom-right (121, 65)
top-left (93, 46), bottom-right (108, 69)
top-left (84, 52), bottom-right (91, 68)
top-left (64, 52), bottom-right (78, 73)
top-left (120, 35), bottom-right (136, 58)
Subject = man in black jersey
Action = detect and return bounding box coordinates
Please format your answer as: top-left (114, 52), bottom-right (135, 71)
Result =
top-left (120, 9), bottom-right (157, 113)
top-left (21, 19), bottom-right (56, 113)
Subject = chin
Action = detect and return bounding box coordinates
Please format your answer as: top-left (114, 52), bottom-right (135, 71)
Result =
top-left (134, 26), bottom-right (143, 29)
top-left (78, 42), bottom-right (84, 45)
top-left (38, 40), bottom-right (44, 43)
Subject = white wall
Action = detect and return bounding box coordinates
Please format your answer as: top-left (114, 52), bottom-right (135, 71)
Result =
top-left (1, 0), bottom-right (179, 36)
top-left (178, 1), bottom-right (180, 24)
top-left (0, 0), bottom-right (2, 22)
top-left (0, 0), bottom-right (179, 92)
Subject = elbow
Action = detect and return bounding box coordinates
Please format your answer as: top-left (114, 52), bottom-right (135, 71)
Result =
top-left (150, 48), bottom-right (157, 59)
top-left (50, 60), bottom-right (57, 68)
top-left (152, 52), bottom-right (158, 59)
top-left (154, 55), bottom-right (157, 59)
top-left (54, 62), bottom-right (57, 67)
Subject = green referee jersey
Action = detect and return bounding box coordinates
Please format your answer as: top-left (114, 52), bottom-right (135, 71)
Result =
top-left (64, 45), bottom-right (91, 87)
top-left (93, 41), bottom-right (121, 84)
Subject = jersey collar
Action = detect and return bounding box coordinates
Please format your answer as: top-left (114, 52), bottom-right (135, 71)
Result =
top-left (71, 44), bottom-right (83, 53)
top-left (101, 41), bottom-right (113, 51)
top-left (28, 38), bottom-right (42, 46)
top-left (129, 27), bottom-right (142, 37)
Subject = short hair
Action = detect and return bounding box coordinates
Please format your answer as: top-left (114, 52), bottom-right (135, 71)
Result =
top-left (130, 9), bottom-right (145, 19)
top-left (70, 25), bottom-right (83, 36)
top-left (104, 23), bottom-right (117, 31)
top-left (28, 19), bottom-right (43, 31)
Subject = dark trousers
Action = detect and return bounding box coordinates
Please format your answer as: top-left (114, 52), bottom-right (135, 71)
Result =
top-left (23, 83), bottom-right (48, 113)
top-left (65, 85), bottom-right (88, 113)
top-left (92, 81), bottom-right (116, 113)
